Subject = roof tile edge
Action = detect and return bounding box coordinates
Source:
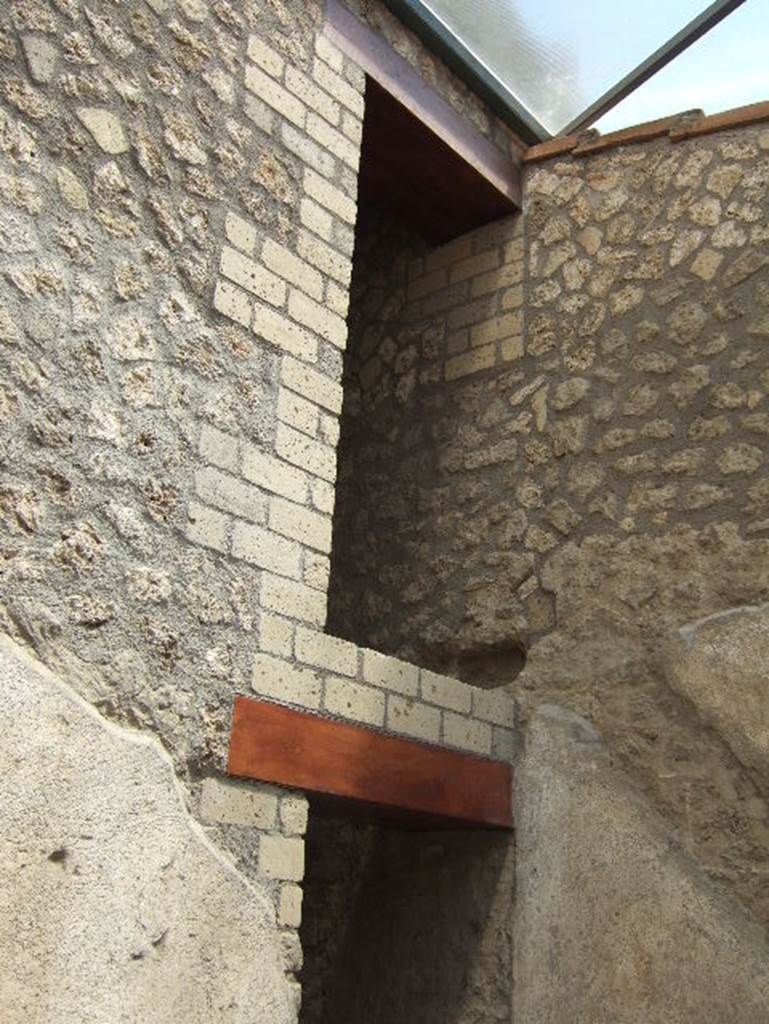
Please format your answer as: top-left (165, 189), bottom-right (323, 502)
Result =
top-left (523, 99), bottom-right (769, 163)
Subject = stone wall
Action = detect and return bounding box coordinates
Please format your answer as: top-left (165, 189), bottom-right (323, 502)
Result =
top-left (328, 203), bottom-right (531, 682)
top-left (327, 114), bottom-right (769, 928)
top-left (516, 123), bottom-right (769, 926)
top-left (0, 1), bottom-right (519, 1019)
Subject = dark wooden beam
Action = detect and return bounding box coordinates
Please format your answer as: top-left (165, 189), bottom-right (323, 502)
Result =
top-left (228, 697), bottom-right (513, 830)
top-left (323, 0), bottom-right (521, 210)
top-left (359, 79), bottom-right (516, 244)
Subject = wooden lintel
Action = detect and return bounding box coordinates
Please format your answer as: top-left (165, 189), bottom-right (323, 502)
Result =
top-left (228, 697), bottom-right (513, 830)
top-left (323, 0), bottom-right (521, 210)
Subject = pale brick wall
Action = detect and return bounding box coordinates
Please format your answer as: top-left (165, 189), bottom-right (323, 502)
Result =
top-left (190, 22), bottom-right (517, 768)
top-left (0, 0), bottom-right (521, 1009)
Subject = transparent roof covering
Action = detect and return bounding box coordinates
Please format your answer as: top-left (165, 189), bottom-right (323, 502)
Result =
top-left (408, 0), bottom-right (765, 138)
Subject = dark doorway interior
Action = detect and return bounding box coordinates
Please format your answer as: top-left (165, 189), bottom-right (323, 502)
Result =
top-left (298, 807), bottom-right (514, 1024)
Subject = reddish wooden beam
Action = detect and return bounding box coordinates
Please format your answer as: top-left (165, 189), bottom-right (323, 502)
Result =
top-left (228, 697), bottom-right (512, 829)
top-left (323, 0), bottom-right (521, 209)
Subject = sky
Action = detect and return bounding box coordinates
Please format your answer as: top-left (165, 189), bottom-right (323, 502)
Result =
top-left (420, 0), bottom-right (768, 137)
top-left (594, 0), bottom-right (769, 133)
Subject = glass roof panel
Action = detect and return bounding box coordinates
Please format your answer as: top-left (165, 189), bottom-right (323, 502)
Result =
top-left (594, 0), bottom-right (768, 133)
top-left (418, 0), bottom-right (730, 136)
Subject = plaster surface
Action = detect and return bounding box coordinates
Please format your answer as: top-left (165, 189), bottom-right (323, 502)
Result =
top-left (0, 634), bottom-right (296, 1024)
top-left (668, 603), bottom-right (769, 783)
top-left (514, 703), bottom-right (769, 1024)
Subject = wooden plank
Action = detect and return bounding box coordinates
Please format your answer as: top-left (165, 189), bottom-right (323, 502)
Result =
top-left (323, 0), bottom-right (521, 209)
top-left (523, 134), bottom-right (580, 163)
top-left (228, 697), bottom-right (513, 829)
top-left (359, 79), bottom-right (516, 245)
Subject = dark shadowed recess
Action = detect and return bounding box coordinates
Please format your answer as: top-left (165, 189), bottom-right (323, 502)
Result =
top-left (298, 807), bottom-right (514, 1024)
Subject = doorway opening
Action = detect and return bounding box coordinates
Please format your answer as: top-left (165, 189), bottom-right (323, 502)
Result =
top-left (298, 805), bottom-right (514, 1024)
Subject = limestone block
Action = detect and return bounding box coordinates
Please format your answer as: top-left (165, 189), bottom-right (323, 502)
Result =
top-left (279, 795), bottom-right (309, 837)
top-left (324, 675), bottom-right (385, 727)
top-left (260, 573), bottom-right (327, 628)
top-left (199, 778), bottom-right (277, 828)
top-left (76, 107), bottom-right (129, 154)
top-left (0, 635), bottom-right (295, 1024)
top-left (420, 669), bottom-right (472, 713)
top-left (386, 696), bottom-right (440, 743)
top-left (252, 652), bottom-right (321, 710)
top-left (514, 704), bottom-right (769, 1024)
top-left (295, 627), bottom-right (358, 677)
top-left (278, 884), bottom-right (303, 928)
top-left (21, 34), bottom-right (58, 84)
top-left (363, 649), bottom-right (419, 696)
top-left (442, 712), bottom-right (492, 756)
top-left (260, 835), bottom-right (305, 881)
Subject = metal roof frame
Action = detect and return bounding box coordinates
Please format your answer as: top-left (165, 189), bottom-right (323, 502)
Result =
top-left (382, 0), bottom-right (748, 143)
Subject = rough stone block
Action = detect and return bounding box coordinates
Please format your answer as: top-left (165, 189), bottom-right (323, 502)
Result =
top-left (76, 107), bottom-right (129, 153)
